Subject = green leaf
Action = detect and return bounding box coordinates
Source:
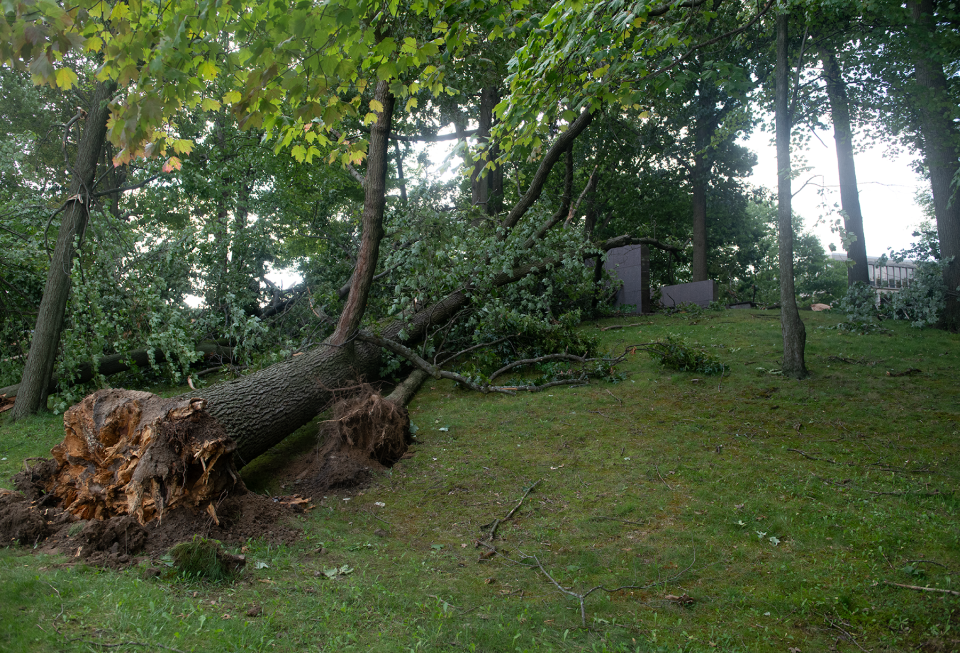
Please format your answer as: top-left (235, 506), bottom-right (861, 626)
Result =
top-left (54, 67), bottom-right (78, 90)
top-left (376, 61), bottom-right (397, 81)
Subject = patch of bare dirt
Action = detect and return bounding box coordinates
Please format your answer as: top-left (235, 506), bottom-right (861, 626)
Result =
top-left (5, 468), bottom-right (304, 568)
top-left (0, 490), bottom-right (50, 545)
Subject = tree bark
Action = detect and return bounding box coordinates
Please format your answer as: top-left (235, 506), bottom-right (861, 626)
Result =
top-left (690, 163), bottom-right (708, 282)
top-left (471, 87), bottom-right (503, 215)
top-left (908, 0), bottom-right (960, 330)
top-left (691, 88), bottom-right (712, 283)
top-left (12, 81), bottom-right (116, 420)
top-left (818, 46), bottom-right (870, 286)
top-left (775, 11), bottom-right (808, 379)
top-left (330, 80), bottom-right (395, 345)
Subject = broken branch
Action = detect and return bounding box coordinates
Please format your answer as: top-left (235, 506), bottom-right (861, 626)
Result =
top-left (482, 479), bottom-right (542, 541)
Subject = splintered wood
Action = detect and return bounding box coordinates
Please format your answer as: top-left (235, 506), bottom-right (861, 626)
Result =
top-left (48, 389), bottom-right (242, 524)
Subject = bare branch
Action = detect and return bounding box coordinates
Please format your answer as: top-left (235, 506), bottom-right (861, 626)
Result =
top-left (92, 173), bottom-right (163, 198)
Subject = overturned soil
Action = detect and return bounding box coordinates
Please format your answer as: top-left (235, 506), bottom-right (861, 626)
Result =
top-left (1, 386), bottom-right (412, 568)
top-left (278, 385), bottom-right (413, 496)
top-left (2, 466), bottom-right (304, 568)
top-left (0, 389), bottom-right (307, 568)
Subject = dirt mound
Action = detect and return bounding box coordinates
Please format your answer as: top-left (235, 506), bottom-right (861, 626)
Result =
top-left (2, 482), bottom-right (303, 567)
top-left (78, 515), bottom-right (148, 555)
top-left (14, 458), bottom-right (58, 502)
top-left (0, 490), bottom-right (50, 545)
top-left (142, 493), bottom-right (302, 553)
top-left (306, 385), bottom-right (411, 492)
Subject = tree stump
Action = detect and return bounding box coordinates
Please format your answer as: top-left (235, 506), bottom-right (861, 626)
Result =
top-left (48, 389), bottom-right (242, 524)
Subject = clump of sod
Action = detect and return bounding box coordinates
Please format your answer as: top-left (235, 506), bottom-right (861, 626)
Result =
top-left (168, 536), bottom-right (245, 581)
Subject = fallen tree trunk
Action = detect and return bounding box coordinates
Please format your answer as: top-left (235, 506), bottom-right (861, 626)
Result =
top-left (40, 108), bottom-right (600, 475)
top-left (194, 232), bottom-right (644, 465)
top-left (0, 342), bottom-right (233, 400)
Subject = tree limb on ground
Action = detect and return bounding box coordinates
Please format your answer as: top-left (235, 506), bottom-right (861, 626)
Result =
top-left (0, 342), bottom-right (233, 400)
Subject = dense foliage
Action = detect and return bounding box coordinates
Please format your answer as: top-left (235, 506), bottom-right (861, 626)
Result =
top-left (0, 0), bottom-right (956, 409)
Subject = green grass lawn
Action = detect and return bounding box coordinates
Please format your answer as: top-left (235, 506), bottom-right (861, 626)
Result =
top-left (1, 309), bottom-right (958, 652)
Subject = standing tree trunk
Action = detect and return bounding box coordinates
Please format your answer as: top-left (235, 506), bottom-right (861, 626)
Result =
top-left (11, 81), bottom-right (116, 420)
top-left (691, 87), bottom-right (713, 283)
top-left (907, 0), bottom-right (960, 330)
top-left (775, 11), bottom-right (808, 379)
top-left (690, 156), bottom-right (709, 282)
top-left (471, 87), bottom-right (503, 215)
top-left (818, 46), bottom-right (870, 286)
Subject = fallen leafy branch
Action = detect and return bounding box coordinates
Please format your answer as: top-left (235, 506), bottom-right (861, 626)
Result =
top-left (356, 330), bottom-right (627, 395)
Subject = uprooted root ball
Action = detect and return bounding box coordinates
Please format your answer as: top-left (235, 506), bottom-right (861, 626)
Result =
top-left (312, 385), bottom-right (412, 490)
top-left (45, 389), bottom-right (244, 524)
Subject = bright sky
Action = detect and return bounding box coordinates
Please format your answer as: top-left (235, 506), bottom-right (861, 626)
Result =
top-left (740, 126), bottom-right (928, 257)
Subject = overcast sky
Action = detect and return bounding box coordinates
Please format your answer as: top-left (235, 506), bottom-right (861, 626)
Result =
top-left (740, 126), bottom-right (928, 257)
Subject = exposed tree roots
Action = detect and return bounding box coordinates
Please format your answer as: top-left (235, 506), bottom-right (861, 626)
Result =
top-left (310, 384), bottom-right (412, 491)
top-left (45, 389), bottom-right (243, 524)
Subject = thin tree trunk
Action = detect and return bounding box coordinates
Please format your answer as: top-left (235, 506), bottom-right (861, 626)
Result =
top-left (691, 90), bottom-right (711, 283)
top-left (12, 81), bottom-right (116, 420)
top-left (472, 87), bottom-right (503, 215)
top-left (775, 11), bottom-right (808, 379)
top-left (908, 0), bottom-right (960, 330)
top-left (331, 80), bottom-right (395, 345)
top-left (691, 165), bottom-right (708, 282)
top-left (818, 46), bottom-right (869, 286)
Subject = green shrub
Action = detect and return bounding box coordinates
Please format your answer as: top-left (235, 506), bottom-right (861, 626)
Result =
top-left (835, 282), bottom-right (884, 333)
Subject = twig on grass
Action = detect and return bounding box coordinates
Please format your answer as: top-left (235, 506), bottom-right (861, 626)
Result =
top-left (605, 390), bottom-right (623, 406)
top-left (595, 322), bottom-right (650, 331)
top-left (810, 473), bottom-right (941, 497)
top-left (655, 464), bottom-right (672, 490)
top-left (482, 480), bottom-right (542, 541)
top-left (902, 559), bottom-right (955, 573)
top-left (44, 582), bottom-right (64, 636)
top-left (882, 580), bottom-right (960, 597)
top-left (822, 613), bottom-right (869, 653)
top-left (363, 508), bottom-right (392, 525)
top-left (525, 549), bottom-right (696, 628)
top-left (70, 640), bottom-right (187, 653)
top-left (790, 449), bottom-right (933, 474)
